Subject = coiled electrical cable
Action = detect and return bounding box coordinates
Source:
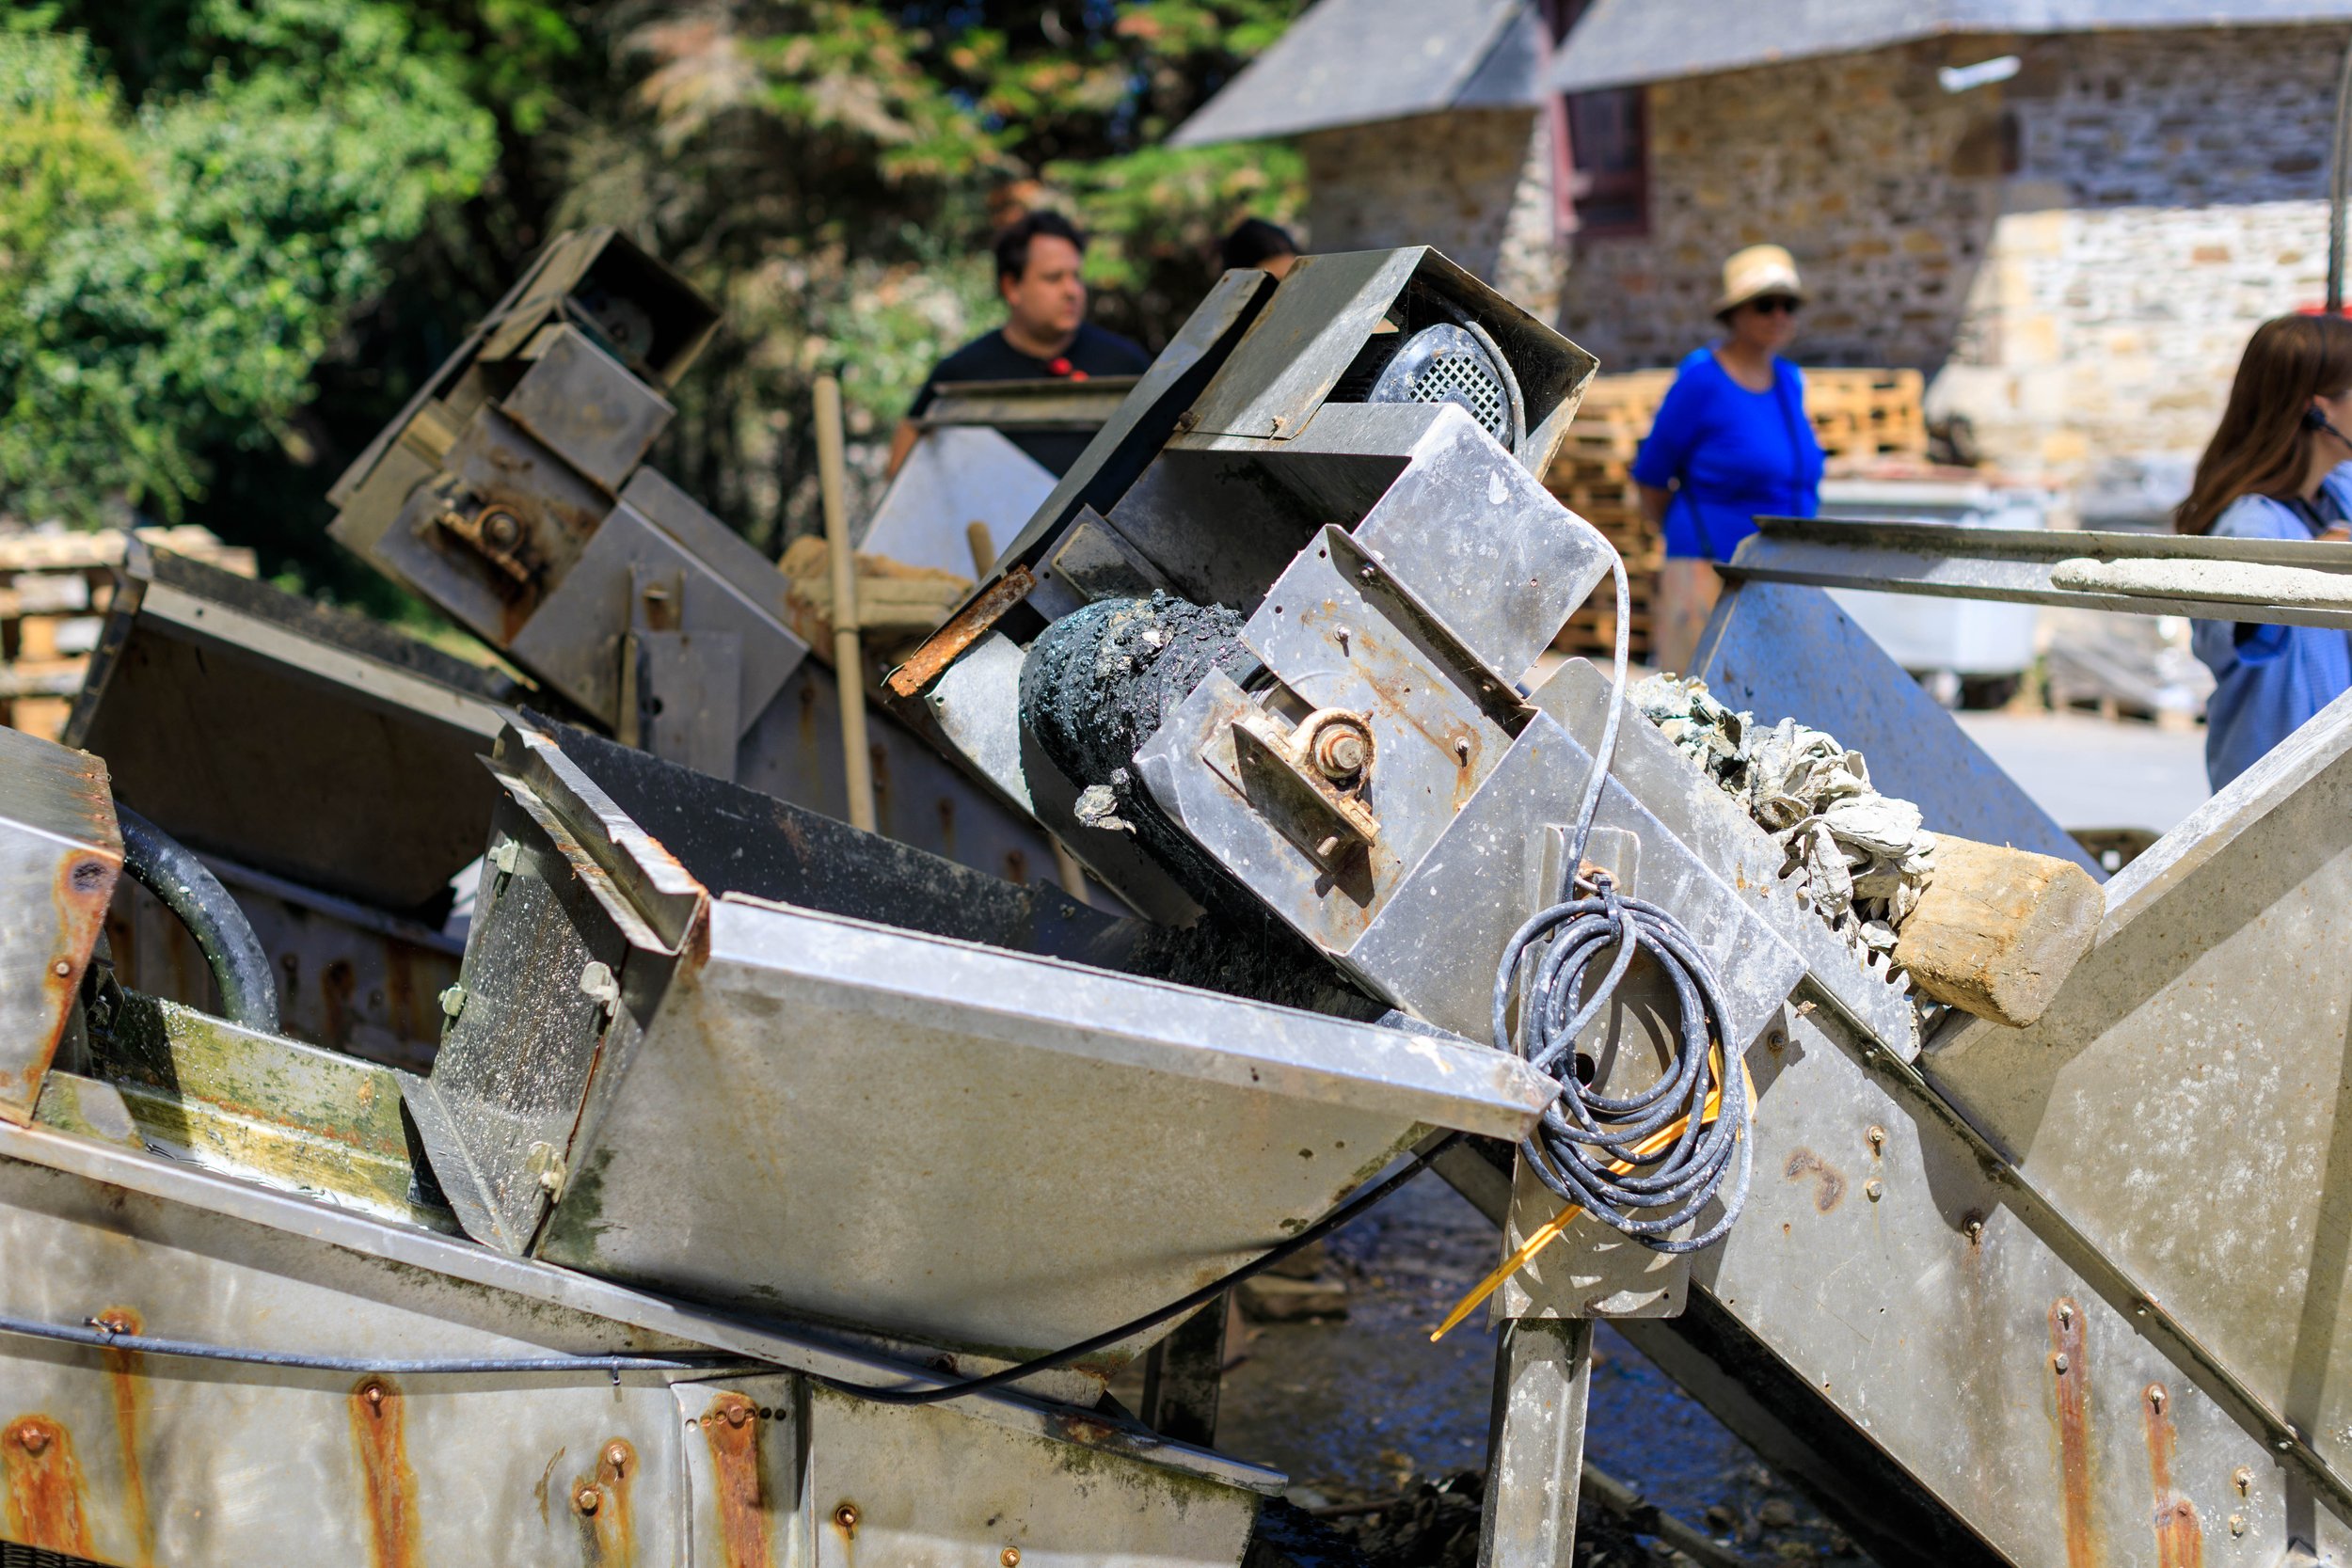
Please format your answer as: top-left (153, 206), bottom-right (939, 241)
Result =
top-left (1489, 555), bottom-right (1754, 1253)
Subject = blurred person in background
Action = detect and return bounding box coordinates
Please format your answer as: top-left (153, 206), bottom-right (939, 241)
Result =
top-left (2177, 312), bottom-right (2352, 790)
top-left (1220, 217), bottom-right (1298, 280)
top-left (1631, 244), bottom-right (1825, 675)
top-left (892, 210), bottom-right (1151, 478)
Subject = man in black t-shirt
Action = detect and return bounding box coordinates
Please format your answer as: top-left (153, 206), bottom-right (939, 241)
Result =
top-left (890, 211), bottom-right (1152, 478)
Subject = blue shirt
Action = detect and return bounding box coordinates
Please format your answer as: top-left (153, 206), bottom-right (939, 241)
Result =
top-left (2192, 471), bottom-right (2352, 791)
top-left (1630, 348), bottom-right (1825, 561)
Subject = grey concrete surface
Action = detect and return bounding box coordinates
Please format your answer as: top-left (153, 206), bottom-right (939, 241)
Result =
top-left (1954, 710), bottom-right (2210, 835)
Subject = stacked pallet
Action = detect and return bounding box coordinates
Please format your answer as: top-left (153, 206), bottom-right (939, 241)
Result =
top-left (1545, 365), bottom-right (1931, 663)
top-left (0, 525), bottom-right (255, 740)
top-left (1547, 373), bottom-right (1674, 664)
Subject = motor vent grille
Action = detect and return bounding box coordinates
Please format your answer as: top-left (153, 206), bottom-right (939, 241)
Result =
top-left (1365, 323), bottom-right (1517, 450)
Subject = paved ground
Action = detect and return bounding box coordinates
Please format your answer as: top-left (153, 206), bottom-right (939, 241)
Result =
top-left (1955, 709), bottom-right (2209, 835)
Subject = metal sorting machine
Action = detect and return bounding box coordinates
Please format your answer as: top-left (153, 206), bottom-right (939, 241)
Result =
top-left (0, 234), bottom-right (2348, 1568)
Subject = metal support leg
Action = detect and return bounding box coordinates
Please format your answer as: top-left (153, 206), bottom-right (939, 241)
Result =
top-left (1139, 1293), bottom-right (1229, 1447)
top-left (1479, 1317), bottom-right (1593, 1568)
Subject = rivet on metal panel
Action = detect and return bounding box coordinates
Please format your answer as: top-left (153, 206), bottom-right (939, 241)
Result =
top-left (2229, 1515), bottom-right (2247, 1538)
top-left (1865, 1180), bottom-right (1883, 1203)
top-left (50, 960), bottom-right (69, 978)
top-left (348, 1376), bottom-right (421, 1568)
top-left (2047, 1297), bottom-right (2097, 1568)
top-left (703, 1393), bottom-right (774, 1568)
top-left (1001, 1547), bottom-right (1022, 1567)
top-left (2232, 1466), bottom-right (2253, 1498)
top-left (1867, 1125), bottom-right (1886, 1153)
top-left (578, 1434), bottom-right (637, 1568)
top-left (2141, 1380), bottom-right (2201, 1568)
top-left (95, 1305), bottom-right (154, 1567)
top-left (834, 1502), bottom-right (860, 1534)
top-left (2, 1414), bottom-right (92, 1559)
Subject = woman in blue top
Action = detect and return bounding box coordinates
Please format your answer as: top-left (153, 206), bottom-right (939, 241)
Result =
top-left (2180, 313), bottom-right (2352, 791)
top-left (1631, 244), bottom-right (1826, 675)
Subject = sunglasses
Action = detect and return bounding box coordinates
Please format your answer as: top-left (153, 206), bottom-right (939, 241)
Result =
top-left (1747, 295), bottom-right (1803, 316)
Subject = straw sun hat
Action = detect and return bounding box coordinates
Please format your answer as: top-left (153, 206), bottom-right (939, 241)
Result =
top-left (1713, 244), bottom-right (1807, 316)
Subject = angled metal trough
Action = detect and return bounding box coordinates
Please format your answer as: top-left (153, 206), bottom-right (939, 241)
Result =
top-left (404, 720), bottom-right (1558, 1384)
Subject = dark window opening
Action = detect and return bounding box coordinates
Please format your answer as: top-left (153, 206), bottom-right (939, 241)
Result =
top-left (1543, 0), bottom-right (1651, 238)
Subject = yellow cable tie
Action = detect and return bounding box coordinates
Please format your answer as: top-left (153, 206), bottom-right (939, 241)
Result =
top-left (1428, 1054), bottom-right (1755, 1342)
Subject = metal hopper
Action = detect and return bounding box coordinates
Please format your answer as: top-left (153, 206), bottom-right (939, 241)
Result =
top-left (402, 719), bottom-right (1557, 1385)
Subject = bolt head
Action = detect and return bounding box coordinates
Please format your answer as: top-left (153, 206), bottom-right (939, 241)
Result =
top-left (575, 1485), bottom-right (601, 1515)
top-left (2233, 1465), bottom-right (2254, 1497)
top-left (604, 1442), bottom-right (629, 1474)
top-left (1864, 1180), bottom-right (1883, 1202)
top-left (1867, 1125), bottom-right (1886, 1150)
top-left (834, 1503), bottom-right (861, 1532)
top-left (51, 959), bottom-right (71, 978)
top-left (2147, 1385), bottom-right (2167, 1413)
top-left (438, 983), bottom-right (467, 1019)
top-left (725, 1403), bottom-right (750, 1428)
top-left (14, 1423), bottom-right (48, 1455)
top-left (2231, 1513), bottom-right (2249, 1537)
top-left (2053, 1354), bottom-right (2070, 1374)
top-left (1002, 1548), bottom-right (1023, 1567)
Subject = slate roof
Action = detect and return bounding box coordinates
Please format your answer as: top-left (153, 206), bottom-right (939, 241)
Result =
top-left (1551, 0), bottom-right (2352, 92)
top-left (1168, 0), bottom-right (1542, 148)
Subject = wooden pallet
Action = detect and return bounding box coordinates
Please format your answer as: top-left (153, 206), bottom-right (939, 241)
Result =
top-left (0, 526), bottom-right (256, 741)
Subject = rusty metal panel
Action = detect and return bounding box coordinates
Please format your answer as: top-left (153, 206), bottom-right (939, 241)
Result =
top-left (501, 325), bottom-right (676, 493)
top-left (0, 727), bottom-right (119, 1122)
top-left (798, 1381), bottom-right (1259, 1568)
top-left (1926, 680), bottom-right (2352, 1500)
top-left (0, 1145), bottom-right (692, 1568)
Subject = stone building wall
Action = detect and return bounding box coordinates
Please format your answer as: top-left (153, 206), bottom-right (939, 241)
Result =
top-left (1302, 108), bottom-right (1563, 321)
top-left (1555, 24), bottom-right (2350, 498)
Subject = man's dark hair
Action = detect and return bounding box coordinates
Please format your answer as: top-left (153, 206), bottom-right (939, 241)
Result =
top-left (994, 211), bottom-right (1087, 285)
top-left (1220, 217), bottom-right (1297, 273)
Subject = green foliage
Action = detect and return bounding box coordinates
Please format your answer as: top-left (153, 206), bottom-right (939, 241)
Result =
top-left (1, 0), bottom-right (1307, 588)
top-left (0, 5), bottom-right (498, 529)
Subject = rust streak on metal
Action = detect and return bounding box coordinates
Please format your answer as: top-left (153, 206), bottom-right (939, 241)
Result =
top-left (701, 1392), bottom-right (774, 1568)
top-left (887, 566), bottom-right (1036, 698)
top-left (1782, 1148), bottom-right (1847, 1212)
top-left (96, 1307), bottom-right (154, 1566)
top-left (348, 1376), bottom-right (422, 1568)
top-left (3, 1415), bottom-right (94, 1558)
top-left (2140, 1383), bottom-right (2202, 1568)
top-left (2049, 1298), bottom-right (2102, 1568)
top-left (576, 1436), bottom-right (636, 1568)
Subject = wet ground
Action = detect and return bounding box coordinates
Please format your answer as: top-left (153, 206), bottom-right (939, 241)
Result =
top-left (1198, 1175), bottom-right (1876, 1565)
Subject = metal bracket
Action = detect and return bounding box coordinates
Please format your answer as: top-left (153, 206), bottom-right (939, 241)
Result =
top-left (1215, 705), bottom-right (1380, 869)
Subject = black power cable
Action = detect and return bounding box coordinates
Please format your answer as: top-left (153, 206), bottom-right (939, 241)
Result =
top-left (1491, 880), bottom-right (1751, 1252)
top-left (1488, 554), bottom-right (1754, 1254)
top-left (115, 803), bottom-right (279, 1035)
